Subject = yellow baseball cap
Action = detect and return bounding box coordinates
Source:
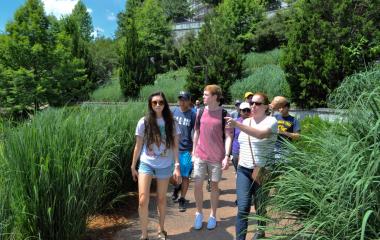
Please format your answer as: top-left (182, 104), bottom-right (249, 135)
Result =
top-left (244, 92), bottom-right (254, 99)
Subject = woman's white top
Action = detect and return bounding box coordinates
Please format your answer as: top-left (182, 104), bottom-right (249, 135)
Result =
top-left (238, 116), bottom-right (278, 169)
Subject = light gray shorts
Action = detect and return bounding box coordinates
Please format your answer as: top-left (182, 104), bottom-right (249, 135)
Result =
top-left (192, 156), bottom-right (222, 182)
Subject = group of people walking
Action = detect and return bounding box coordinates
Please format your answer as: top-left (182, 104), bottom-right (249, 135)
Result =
top-left (130, 85), bottom-right (300, 240)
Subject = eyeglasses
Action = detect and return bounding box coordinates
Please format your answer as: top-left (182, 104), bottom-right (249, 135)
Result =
top-left (251, 101), bottom-right (263, 106)
top-left (241, 108), bottom-right (251, 113)
top-left (151, 100), bottom-right (164, 106)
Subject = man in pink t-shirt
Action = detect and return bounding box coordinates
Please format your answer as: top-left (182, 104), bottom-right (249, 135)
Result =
top-left (192, 84), bottom-right (233, 230)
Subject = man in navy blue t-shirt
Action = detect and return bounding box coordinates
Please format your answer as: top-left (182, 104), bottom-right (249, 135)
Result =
top-left (171, 91), bottom-right (196, 212)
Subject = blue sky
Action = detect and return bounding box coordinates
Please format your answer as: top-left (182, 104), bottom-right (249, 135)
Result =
top-left (0, 0), bottom-right (127, 38)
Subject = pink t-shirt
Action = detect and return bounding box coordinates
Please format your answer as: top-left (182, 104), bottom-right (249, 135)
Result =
top-left (195, 107), bottom-right (232, 163)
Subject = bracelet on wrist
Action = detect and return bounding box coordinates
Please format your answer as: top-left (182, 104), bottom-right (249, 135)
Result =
top-left (174, 162), bottom-right (180, 167)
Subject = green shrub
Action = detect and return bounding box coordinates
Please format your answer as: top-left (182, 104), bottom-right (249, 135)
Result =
top-left (230, 64), bottom-right (290, 101)
top-left (1, 103), bottom-right (144, 239)
top-left (90, 76), bottom-right (124, 102)
top-left (265, 67), bottom-right (380, 239)
top-left (281, 0), bottom-right (380, 108)
top-left (243, 49), bottom-right (282, 76)
top-left (139, 68), bottom-right (188, 102)
top-left (252, 10), bottom-right (289, 52)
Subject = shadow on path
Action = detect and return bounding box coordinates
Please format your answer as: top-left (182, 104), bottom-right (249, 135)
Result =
top-left (113, 165), bottom-right (257, 240)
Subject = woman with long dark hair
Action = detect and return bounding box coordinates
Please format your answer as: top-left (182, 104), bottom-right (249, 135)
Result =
top-left (131, 91), bottom-right (181, 240)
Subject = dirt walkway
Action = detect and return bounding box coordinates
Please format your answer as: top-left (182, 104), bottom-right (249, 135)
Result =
top-left (113, 166), bottom-right (259, 240)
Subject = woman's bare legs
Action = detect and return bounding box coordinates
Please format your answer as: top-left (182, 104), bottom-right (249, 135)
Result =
top-left (138, 173), bottom-right (153, 239)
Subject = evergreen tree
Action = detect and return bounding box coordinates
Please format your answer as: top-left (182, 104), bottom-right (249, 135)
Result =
top-left (185, 10), bottom-right (243, 102)
top-left (115, 0), bottom-right (143, 39)
top-left (119, 19), bottom-right (148, 99)
top-left (63, 11), bottom-right (98, 88)
top-left (71, 0), bottom-right (94, 42)
top-left (282, 0), bottom-right (380, 108)
top-left (117, 0), bottom-right (173, 99)
top-left (216, 0), bottom-right (264, 52)
top-left (252, 10), bottom-right (290, 52)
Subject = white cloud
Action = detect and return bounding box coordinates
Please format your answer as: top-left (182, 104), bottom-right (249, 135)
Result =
top-left (91, 27), bottom-right (104, 38)
top-left (42, 0), bottom-right (92, 18)
top-left (107, 11), bottom-right (116, 21)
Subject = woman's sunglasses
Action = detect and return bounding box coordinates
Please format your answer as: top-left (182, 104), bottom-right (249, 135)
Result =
top-left (241, 108), bottom-right (251, 113)
top-left (151, 100), bottom-right (165, 106)
top-left (250, 101), bottom-right (263, 106)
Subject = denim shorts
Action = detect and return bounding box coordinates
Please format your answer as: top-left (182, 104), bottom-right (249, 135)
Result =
top-left (138, 161), bottom-right (172, 179)
top-left (179, 151), bottom-right (193, 178)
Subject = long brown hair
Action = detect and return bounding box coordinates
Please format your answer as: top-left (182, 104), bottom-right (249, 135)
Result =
top-left (144, 91), bottom-right (175, 149)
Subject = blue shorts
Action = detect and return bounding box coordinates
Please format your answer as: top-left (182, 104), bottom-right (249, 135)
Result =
top-left (138, 161), bottom-right (172, 179)
top-left (179, 151), bottom-right (193, 178)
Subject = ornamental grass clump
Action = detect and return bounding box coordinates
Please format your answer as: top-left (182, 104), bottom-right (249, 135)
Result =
top-left (0, 152), bottom-right (14, 239)
top-left (139, 68), bottom-right (188, 103)
top-left (243, 49), bottom-right (281, 76)
top-left (1, 103), bottom-right (144, 239)
top-left (90, 76), bottom-right (125, 102)
top-left (230, 64), bottom-right (290, 101)
top-left (264, 66), bottom-right (380, 239)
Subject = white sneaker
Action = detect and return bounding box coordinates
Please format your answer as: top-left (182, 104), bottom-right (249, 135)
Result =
top-left (193, 212), bottom-right (203, 230)
top-left (207, 215), bottom-right (217, 230)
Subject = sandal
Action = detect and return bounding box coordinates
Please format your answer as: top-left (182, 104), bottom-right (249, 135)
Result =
top-left (157, 230), bottom-right (167, 240)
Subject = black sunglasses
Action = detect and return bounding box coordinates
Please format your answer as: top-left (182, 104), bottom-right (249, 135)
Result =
top-left (241, 108), bottom-right (251, 113)
top-left (251, 101), bottom-right (263, 106)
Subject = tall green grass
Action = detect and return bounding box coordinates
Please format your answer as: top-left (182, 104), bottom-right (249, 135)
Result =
top-left (1, 103), bottom-right (145, 239)
top-left (264, 66), bottom-right (380, 239)
top-left (229, 64), bottom-right (290, 101)
top-left (90, 68), bottom-right (188, 103)
top-left (0, 146), bottom-right (14, 240)
top-left (243, 48), bottom-right (282, 76)
top-left (90, 76), bottom-right (124, 102)
top-left (139, 68), bottom-right (188, 102)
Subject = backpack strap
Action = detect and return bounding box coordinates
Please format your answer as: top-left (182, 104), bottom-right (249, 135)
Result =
top-left (222, 108), bottom-right (227, 140)
top-left (195, 107), bottom-right (204, 131)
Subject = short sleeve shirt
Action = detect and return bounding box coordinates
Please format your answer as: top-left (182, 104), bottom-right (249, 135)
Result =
top-left (172, 107), bottom-right (196, 152)
top-left (135, 117), bottom-right (181, 168)
top-left (238, 116), bottom-right (278, 168)
top-left (194, 107), bottom-right (233, 163)
top-left (274, 113), bottom-right (301, 142)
